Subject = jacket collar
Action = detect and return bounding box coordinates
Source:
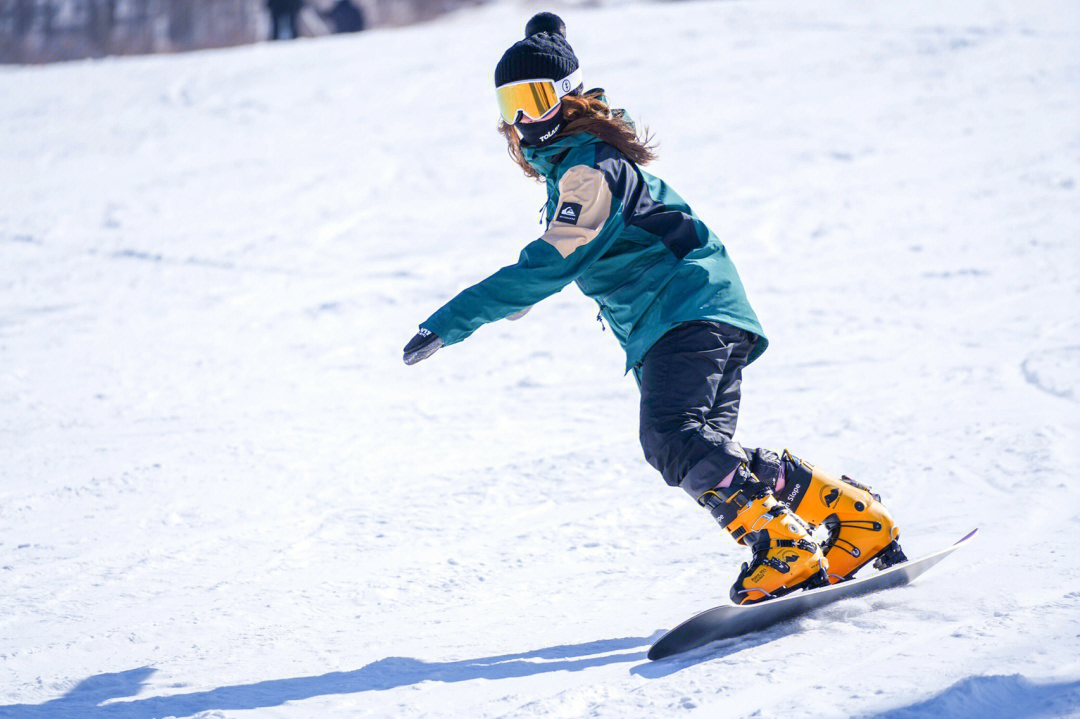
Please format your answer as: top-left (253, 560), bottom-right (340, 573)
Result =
top-left (520, 132), bottom-right (599, 178)
top-left (519, 95), bottom-right (635, 178)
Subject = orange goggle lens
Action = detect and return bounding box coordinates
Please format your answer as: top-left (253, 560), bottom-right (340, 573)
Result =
top-left (496, 79), bottom-right (561, 125)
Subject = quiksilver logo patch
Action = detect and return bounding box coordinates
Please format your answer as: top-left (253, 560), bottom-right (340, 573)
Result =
top-left (556, 202), bottom-right (582, 225)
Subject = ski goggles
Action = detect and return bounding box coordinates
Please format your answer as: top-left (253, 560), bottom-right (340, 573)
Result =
top-left (496, 68), bottom-right (583, 125)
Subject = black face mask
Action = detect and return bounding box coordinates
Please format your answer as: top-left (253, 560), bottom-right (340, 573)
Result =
top-left (516, 113), bottom-right (563, 147)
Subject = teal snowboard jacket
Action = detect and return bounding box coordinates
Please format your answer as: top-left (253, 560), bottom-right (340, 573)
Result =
top-left (422, 124), bottom-right (767, 374)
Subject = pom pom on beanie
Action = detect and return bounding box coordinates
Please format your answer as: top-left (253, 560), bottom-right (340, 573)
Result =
top-left (495, 12), bottom-right (579, 88)
top-left (525, 12), bottom-right (566, 39)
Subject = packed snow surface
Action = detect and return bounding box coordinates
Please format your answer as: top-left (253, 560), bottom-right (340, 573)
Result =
top-left (2, 1), bottom-right (1079, 717)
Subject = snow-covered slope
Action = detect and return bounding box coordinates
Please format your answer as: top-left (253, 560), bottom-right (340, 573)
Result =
top-left (2, 1), bottom-right (1079, 717)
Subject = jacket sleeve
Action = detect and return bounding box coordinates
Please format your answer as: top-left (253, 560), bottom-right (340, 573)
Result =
top-left (422, 164), bottom-right (620, 346)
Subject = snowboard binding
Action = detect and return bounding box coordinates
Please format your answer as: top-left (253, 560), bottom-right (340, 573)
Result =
top-left (872, 539), bottom-right (909, 571)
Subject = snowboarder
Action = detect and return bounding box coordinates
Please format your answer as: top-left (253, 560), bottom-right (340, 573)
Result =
top-left (403, 12), bottom-right (907, 604)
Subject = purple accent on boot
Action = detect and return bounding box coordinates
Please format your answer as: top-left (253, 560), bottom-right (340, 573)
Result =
top-left (774, 464), bottom-right (786, 493)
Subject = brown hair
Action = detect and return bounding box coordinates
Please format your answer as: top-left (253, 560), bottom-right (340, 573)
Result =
top-left (498, 90), bottom-right (658, 181)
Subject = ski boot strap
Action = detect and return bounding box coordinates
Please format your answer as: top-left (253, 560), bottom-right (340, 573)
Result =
top-left (746, 537), bottom-right (822, 576)
top-left (697, 470), bottom-right (771, 534)
top-left (771, 537), bottom-right (819, 553)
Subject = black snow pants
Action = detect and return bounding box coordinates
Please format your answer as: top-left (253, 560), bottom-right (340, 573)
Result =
top-left (637, 321), bottom-right (756, 500)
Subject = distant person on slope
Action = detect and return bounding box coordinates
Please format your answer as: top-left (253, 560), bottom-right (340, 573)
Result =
top-left (322, 0), bottom-right (364, 34)
top-left (268, 0), bottom-right (303, 40)
top-left (403, 12), bottom-right (907, 604)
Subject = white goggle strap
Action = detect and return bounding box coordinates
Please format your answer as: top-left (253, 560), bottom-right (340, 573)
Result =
top-left (554, 68), bottom-right (584, 99)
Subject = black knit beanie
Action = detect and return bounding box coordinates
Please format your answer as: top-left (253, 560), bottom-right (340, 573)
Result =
top-left (494, 12), bottom-right (580, 88)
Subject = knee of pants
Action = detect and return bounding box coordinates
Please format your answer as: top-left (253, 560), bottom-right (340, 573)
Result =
top-left (640, 420), bottom-right (689, 484)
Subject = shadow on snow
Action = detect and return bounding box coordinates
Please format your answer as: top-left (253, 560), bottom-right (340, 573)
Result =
top-left (861, 674), bottom-right (1080, 719)
top-left (6, 634), bottom-right (1070, 718)
top-left (0, 635), bottom-right (655, 719)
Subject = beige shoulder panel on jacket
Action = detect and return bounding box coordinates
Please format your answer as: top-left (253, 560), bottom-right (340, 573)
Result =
top-left (541, 165), bottom-right (614, 259)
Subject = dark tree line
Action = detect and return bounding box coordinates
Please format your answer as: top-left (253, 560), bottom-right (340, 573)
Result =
top-left (0, 0), bottom-right (487, 64)
top-left (1, 0), bottom-right (260, 62)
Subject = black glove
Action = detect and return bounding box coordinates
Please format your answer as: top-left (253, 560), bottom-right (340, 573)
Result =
top-left (403, 328), bottom-right (444, 365)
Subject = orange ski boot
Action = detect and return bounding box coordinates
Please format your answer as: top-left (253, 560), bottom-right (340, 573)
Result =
top-left (773, 450), bottom-right (907, 583)
top-left (698, 466), bottom-right (829, 604)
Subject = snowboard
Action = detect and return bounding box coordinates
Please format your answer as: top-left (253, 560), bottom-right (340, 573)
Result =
top-left (648, 528), bottom-right (978, 661)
